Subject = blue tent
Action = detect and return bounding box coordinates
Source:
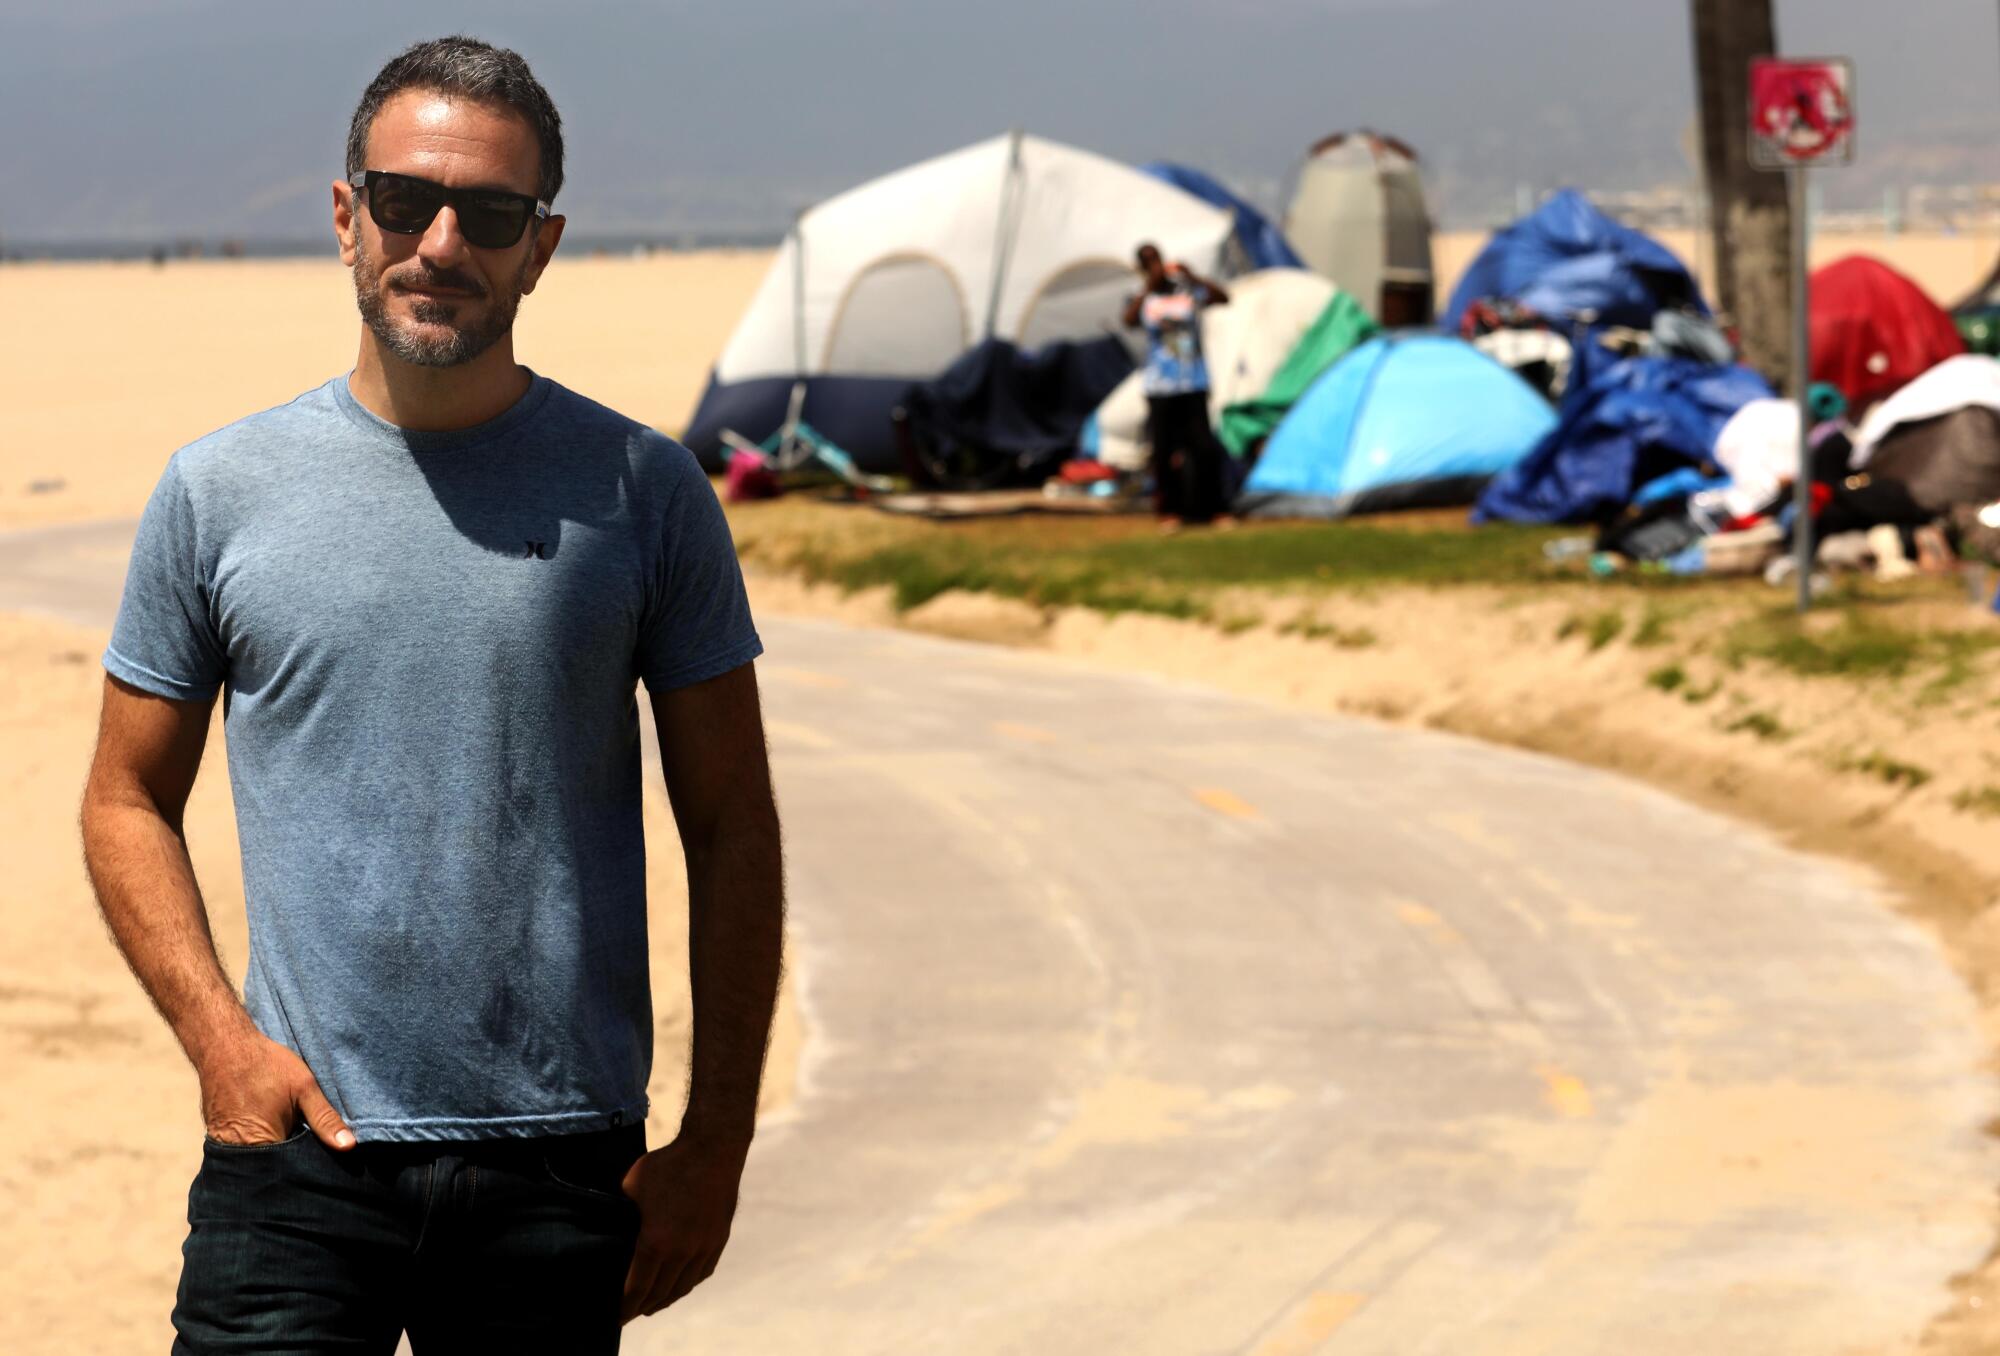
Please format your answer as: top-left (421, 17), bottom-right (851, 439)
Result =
top-left (1440, 189), bottom-right (1706, 334)
top-left (1237, 335), bottom-right (1558, 519)
top-left (1142, 163), bottom-right (1303, 271)
top-left (1472, 341), bottom-right (1774, 525)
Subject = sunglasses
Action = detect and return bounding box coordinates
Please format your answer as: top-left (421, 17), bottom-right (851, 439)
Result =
top-left (349, 170), bottom-right (550, 249)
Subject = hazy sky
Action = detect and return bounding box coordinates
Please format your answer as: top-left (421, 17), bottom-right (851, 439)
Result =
top-left (2, 0), bottom-right (1995, 243)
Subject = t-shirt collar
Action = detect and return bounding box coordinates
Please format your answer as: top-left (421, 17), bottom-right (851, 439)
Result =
top-left (332, 369), bottom-right (554, 453)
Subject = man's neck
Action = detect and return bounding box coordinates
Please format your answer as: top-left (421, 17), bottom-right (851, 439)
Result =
top-left (347, 334), bottom-right (534, 432)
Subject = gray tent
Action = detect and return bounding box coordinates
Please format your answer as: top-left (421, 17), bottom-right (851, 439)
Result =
top-left (1868, 407), bottom-right (2000, 513)
top-left (1282, 131), bottom-right (1435, 326)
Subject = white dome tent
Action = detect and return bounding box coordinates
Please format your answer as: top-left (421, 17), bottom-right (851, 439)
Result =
top-left (683, 131), bottom-right (1238, 473)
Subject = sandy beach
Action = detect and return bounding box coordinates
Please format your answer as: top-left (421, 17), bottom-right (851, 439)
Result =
top-left (2, 229), bottom-right (1996, 1351)
top-left (0, 249), bottom-right (774, 532)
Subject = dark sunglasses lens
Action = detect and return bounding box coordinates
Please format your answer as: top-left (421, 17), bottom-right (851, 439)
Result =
top-left (368, 174), bottom-right (441, 235)
top-left (456, 193), bottom-right (532, 248)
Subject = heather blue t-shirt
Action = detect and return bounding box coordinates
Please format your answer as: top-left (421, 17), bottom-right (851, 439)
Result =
top-left (106, 373), bottom-right (763, 1141)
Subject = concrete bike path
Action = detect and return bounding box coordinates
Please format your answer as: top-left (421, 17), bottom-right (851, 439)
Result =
top-left (7, 519), bottom-right (1994, 1355)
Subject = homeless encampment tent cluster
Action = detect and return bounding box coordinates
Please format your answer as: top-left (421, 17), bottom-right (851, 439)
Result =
top-left (685, 129), bottom-right (2000, 580)
top-left (684, 128), bottom-right (1453, 509)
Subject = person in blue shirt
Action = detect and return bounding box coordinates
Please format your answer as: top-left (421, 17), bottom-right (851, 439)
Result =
top-left (1123, 242), bottom-right (1231, 528)
top-left (80, 36), bottom-right (781, 1352)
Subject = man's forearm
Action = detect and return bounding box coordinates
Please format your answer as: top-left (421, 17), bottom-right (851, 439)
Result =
top-left (680, 809), bottom-right (784, 1143)
top-left (81, 793), bottom-right (256, 1070)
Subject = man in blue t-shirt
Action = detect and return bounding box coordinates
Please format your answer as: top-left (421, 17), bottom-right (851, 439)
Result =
top-left (1123, 241), bottom-right (1232, 528)
top-left (79, 37), bottom-right (782, 1352)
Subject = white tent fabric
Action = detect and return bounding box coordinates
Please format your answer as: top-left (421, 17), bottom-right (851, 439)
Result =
top-left (711, 132), bottom-right (1237, 388)
top-left (1283, 132), bottom-right (1434, 323)
top-left (1852, 355), bottom-right (2000, 466)
top-left (1698, 397), bottom-right (1800, 522)
top-left (1091, 269), bottom-right (1339, 471)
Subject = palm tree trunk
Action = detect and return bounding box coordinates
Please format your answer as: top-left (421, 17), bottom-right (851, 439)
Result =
top-left (1690, 0), bottom-right (1793, 386)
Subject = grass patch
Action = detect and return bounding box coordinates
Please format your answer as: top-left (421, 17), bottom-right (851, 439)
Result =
top-left (1838, 750), bottom-right (1933, 790)
top-left (1724, 709), bottom-right (1790, 742)
top-left (1682, 678), bottom-right (1722, 704)
top-left (1645, 663), bottom-right (1687, 693)
top-left (1723, 608), bottom-right (2000, 685)
top-left (1951, 786), bottom-right (2000, 818)
top-left (1631, 605), bottom-right (1680, 648)
top-left (784, 540), bottom-right (1208, 618)
top-left (1922, 632), bottom-right (2000, 701)
top-left (1085, 520), bottom-right (1563, 588)
top-left (742, 501), bottom-right (1570, 621)
top-left (1558, 609), bottom-right (1626, 651)
top-left (1279, 618), bottom-right (1378, 649)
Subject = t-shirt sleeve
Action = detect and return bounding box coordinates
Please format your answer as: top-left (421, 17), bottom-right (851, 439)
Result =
top-left (104, 456), bottom-right (228, 701)
top-left (636, 454), bottom-right (763, 692)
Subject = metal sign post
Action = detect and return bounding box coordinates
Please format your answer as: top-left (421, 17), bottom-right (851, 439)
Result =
top-left (1748, 56), bottom-right (1854, 612)
top-left (1788, 165), bottom-right (1812, 612)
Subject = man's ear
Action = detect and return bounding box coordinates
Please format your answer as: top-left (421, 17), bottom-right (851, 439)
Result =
top-left (518, 214), bottom-right (565, 296)
top-left (332, 179), bottom-right (359, 267)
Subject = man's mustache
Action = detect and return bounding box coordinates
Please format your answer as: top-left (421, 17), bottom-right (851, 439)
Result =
top-left (390, 266), bottom-right (486, 298)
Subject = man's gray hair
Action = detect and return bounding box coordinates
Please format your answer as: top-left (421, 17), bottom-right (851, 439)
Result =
top-left (345, 36), bottom-right (564, 203)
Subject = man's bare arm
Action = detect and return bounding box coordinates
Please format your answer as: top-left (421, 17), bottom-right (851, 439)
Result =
top-left (624, 662), bottom-right (784, 1321)
top-left (80, 675), bottom-right (354, 1149)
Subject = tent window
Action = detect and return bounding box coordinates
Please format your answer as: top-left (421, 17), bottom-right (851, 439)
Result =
top-left (1015, 259), bottom-right (1135, 351)
top-left (823, 254), bottom-right (968, 375)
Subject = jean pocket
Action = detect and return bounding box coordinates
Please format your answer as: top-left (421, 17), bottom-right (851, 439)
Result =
top-left (540, 1154), bottom-right (630, 1201)
top-left (203, 1121), bottom-right (315, 1153)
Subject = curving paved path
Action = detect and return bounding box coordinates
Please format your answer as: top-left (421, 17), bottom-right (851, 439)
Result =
top-left (9, 520), bottom-right (1997, 1355)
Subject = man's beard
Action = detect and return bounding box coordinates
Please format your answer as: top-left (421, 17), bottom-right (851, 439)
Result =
top-left (352, 234), bottom-right (529, 368)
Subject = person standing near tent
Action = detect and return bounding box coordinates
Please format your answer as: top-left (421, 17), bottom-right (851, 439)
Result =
top-left (1125, 242), bottom-right (1231, 528)
top-left (79, 36), bottom-right (781, 1351)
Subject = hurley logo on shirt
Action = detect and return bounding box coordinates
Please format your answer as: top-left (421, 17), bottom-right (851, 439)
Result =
top-left (524, 540), bottom-right (549, 560)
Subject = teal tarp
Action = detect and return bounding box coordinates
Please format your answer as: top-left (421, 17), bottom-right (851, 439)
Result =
top-left (1217, 290), bottom-right (1379, 457)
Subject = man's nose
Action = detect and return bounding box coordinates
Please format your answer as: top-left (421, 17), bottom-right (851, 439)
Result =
top-left (416, 204), bottom-right (471, 267)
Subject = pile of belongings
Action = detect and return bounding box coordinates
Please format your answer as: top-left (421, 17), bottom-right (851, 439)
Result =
top-left (1442, 189), bottom-right (1707, 334)
top-left (1473, 335), bottom-right (1773, 530)
top-left (1237, 334), bottom-right (1557, 519)
top-left (1442, 190), bottom-right (1727, 399)
top-left (1586, 390), bottom-right (1844, 573)
top-left (1813, 355), bottom-right (2000, 559)
top-left (1810, 256), bottom-right (1965, 412)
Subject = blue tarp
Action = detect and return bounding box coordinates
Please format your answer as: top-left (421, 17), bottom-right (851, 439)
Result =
top-left (1472, 341), bottom-right (1773, 525)
top-left (1142, 162), bottom-right (1303, 271)
top-left (1441, 189), bottom-right (1706, 334)
top-left (1238, 335), bottom-right (1557, 519)
top-left (903, 335), bottom-right (1134, 485)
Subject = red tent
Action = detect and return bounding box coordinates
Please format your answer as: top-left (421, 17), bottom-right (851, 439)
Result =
top-left (1810, 256), bottom-right (1964, 411)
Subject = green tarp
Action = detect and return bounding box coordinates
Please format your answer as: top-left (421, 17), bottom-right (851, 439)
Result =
top-left (1218, 290), bottom-right (1379, 457)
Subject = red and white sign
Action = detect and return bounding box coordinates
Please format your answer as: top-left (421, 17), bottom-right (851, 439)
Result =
top-left (1749, 57), bottom-right (1855, 169)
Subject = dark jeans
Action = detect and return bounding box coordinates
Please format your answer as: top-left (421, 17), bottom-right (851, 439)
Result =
top-left (172, 1122), bottom-right (646, 1354)
top-left (1146, 391), bottom-right (1229, 524)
